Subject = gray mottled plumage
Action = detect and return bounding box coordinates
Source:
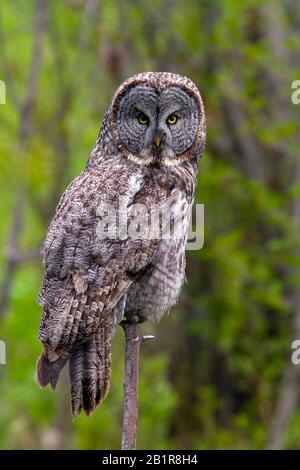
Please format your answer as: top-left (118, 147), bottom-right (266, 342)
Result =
top-left (36, 72), bottom-right (206, 417)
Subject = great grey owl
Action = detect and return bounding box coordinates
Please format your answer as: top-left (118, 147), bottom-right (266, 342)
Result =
top-left (36, 72), bottom-right (206, 417)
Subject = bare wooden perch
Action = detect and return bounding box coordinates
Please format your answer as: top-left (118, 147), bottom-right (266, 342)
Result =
top-left (121, 321), bottom-right (154, 450)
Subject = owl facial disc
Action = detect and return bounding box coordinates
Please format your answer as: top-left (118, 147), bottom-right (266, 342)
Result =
top-left (111, 72), bottom-right (205, 167)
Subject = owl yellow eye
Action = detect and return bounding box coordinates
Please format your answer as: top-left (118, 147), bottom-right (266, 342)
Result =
top-left (138, 113), bottom-right (149, 125)
top-left (167, 114), bottom-right (178, 125)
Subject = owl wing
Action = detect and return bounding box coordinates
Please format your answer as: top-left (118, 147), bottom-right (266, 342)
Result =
top-left (36, 160), bottom-right (169, 415)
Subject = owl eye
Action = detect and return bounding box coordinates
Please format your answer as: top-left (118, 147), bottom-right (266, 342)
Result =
top-left (137, 112), bottom-right (149, 125)
top-left (167, 114), bottom-right (178, 125)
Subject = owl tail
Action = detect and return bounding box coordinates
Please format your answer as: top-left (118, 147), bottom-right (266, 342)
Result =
top-left (36, 349), bottom-right (68, 390)
top-left (69, 316), bottom-right (113, 418)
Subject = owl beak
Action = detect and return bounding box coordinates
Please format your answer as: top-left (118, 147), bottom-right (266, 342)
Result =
top-left (154, 136), bottom-right (161, 149)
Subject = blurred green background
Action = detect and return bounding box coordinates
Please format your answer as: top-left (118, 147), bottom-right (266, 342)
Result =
top-left (0, 0), bottom-right (300, 450)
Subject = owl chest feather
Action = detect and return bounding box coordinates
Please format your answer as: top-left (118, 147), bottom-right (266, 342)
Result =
top-left (124, 166), bottom-right (193, 323)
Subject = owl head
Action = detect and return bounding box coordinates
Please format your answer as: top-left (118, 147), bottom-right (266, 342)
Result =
top-left (109, 72), bottom-right (206, 167)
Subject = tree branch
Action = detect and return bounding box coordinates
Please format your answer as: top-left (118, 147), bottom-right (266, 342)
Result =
top-left (121, 321), bottom-right (154, 450)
